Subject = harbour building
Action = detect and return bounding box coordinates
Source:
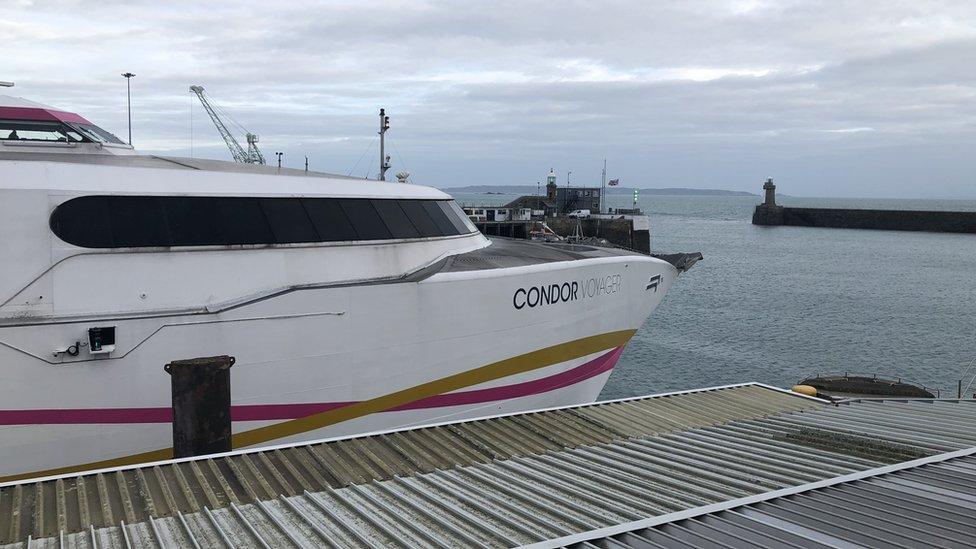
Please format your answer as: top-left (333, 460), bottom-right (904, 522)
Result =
top-left (502, 169), bottom-right (603, 217)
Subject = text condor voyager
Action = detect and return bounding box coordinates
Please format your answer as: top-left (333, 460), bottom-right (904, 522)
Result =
top-left (513, 274), bottom-right (622, 310)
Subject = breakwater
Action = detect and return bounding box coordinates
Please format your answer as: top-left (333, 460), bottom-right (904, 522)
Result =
top-left (751, 178), bottom-right (976, 233)
top-left (753, 205), bottom-right (976, 233)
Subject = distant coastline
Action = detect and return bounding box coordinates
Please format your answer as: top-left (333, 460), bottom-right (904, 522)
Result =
top-left (443, 185), bottom-right (756, 197)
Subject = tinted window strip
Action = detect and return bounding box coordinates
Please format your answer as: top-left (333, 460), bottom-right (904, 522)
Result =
top-left (420, 200), bottom-right (458, 236)
top-left (338, 199), bottom-right (393, 240)
top-left (302, 198), bottom-right (359, 241)
top-left (50, 196), bottom-right (473, 249)
top-left (437, 200), bottom-right (471, 234)
top-left (372, 199), bottom-right (421, 239)
top-left (448, 201), bottom-right (479, 233)
top-left (214, 197), bottom-right (275, 245)
top-left (108, 196), bottom-right (170, 247)
top-left (259, 198), bottom-right (320, 243)
top-left (399, 199), bottom-right (443, 237)
top-left (50, 195), bottom-right (115, 247)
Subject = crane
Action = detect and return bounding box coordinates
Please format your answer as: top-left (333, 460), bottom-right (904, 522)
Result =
top-left (189, 85), bottom-right (265, 164)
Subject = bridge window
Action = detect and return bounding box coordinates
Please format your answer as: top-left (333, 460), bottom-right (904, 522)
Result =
top-left (339, 199), bottom-right (393, 240)
top-left (399, 200), bottom-right (442, 237)
top-left (50, 196), bottom-right (475, 249)
top-left (372, 200), bottom-right (420, 239)
top-left (0, 120), bottom-right (124, 144)
top-left (258, 198), bottom-right (319, 244)
top-left (1, 120), bottom-right (84, 143)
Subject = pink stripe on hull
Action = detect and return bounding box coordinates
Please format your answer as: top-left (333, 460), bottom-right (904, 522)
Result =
top-left (391, 345), bottom-right (624, 411)
top-left (0, 347), bottom-right (624, 425)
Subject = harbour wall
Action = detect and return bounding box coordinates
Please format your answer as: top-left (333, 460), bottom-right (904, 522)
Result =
top-left (753, 205), bottom-right (976, 233)
top-left (475, 217), bottom-right (650, 253)
top-left (545, 218), bottom-right (650, 253)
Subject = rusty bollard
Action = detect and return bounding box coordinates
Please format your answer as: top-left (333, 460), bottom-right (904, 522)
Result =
top-left (164, 355), bottom-right (235, 459)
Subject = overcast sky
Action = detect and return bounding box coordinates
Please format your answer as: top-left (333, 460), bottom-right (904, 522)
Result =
top-left (3, 1), bottom-right (974, 197)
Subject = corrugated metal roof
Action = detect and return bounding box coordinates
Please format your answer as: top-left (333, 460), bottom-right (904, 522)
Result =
top-left (765, 398), bottom-right (976, 453)
top-left (0, 383), bottom-right (819, 544)
top-left (3, 389), bottom-right (975, 548)
top-left (539, 446), bottom-right (976, 549)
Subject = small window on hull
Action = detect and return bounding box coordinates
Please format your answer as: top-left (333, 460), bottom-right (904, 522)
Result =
top-left (49, 196), bottom-right (475, 249)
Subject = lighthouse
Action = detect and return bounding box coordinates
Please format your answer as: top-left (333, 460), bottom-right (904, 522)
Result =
top-left (763, 177), bottom-right (776, 206)
top-left (753, 177), bottom-right (784, 225)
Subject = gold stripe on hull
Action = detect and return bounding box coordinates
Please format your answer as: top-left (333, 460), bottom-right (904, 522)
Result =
top-left (1, 329), bottom-right (635, 483)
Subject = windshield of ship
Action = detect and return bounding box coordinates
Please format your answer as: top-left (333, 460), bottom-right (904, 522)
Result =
top-left (70, 123), bottom-right (126, 144)
top-left (0, 120), bottom-right (85, 142)
top-left (0, 120), bottom-right (126, 145)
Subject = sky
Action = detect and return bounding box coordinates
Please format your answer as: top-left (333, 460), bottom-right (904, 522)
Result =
top-left (2, 0), bottom-right (975, 197)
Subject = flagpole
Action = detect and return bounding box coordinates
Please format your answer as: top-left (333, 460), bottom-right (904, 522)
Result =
top-left (601, 158), bottom-right (606, 214)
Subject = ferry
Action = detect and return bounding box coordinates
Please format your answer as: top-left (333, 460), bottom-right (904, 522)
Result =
top-left (0, 94), bottom-right (698, 481)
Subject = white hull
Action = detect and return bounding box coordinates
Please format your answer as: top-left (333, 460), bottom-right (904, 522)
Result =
top-left (0, 254), bottom-right (675, 481)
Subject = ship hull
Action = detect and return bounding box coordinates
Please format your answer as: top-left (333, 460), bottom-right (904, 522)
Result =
top-left (0, 254), bottom-right (676, 481)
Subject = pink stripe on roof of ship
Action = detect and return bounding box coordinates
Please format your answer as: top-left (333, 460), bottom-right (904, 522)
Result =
top-left (0, 95), bottom-right (92, 124)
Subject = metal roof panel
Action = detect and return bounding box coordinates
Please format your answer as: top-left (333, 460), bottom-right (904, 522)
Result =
top-left (5, 387), bottom-right (976, 548)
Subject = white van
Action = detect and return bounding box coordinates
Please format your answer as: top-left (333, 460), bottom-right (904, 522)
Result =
top-left (567, 209), bottom-right (591, 218)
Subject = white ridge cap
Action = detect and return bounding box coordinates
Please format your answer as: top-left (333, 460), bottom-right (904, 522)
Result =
top-left (0, 94), bottom-right (60, 109)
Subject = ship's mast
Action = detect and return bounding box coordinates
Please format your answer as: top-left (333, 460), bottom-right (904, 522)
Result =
top-left (378, 108), bottom-right (390, 181)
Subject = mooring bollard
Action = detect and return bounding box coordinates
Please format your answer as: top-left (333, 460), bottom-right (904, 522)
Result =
top-left (164, 355), bottom-right (235, 459)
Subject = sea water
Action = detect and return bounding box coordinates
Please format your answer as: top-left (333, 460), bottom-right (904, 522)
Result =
top-left (606, 194), bottom-right (976, 398)
top-left (452, 192), bottom-right (976, 397)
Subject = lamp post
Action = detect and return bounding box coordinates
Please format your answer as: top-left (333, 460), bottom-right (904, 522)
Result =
top-left (121, 72), bottom-right (135, 145)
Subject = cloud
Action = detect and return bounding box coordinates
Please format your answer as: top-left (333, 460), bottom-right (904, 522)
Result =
top-left (1, 0), bottom-right (975, 197)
